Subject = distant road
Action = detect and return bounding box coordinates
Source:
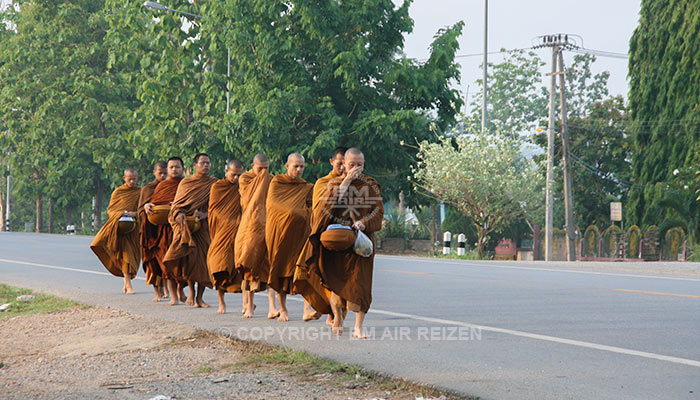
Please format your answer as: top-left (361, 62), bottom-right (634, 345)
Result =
top-left (1, 232), bottom-right (699, 400)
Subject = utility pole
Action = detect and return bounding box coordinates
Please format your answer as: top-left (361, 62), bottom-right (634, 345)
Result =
top-left (544, 44), bottom-right (557, 261)
top-left (5, 164), bottom-right (9, 232)
top-left (558, 51), bottom-right (576, 261)
top-left (481, 0), bottom-right (488, 132)
top-left (535, 34), bottom-right (579, 261)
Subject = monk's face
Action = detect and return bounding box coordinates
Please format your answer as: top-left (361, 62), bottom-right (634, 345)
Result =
top-left (167, 160), bottom-right (184, 179)
top-left (225, 166), bottom-right (243, 184)
top-left (252, 161), bottom-right (269, 175)
top-left (153, 167), bottom-right (167, 182)
top-left (343, 153), bottom-right (364, 176)
top-left (194, 156), bottom-right (211, 176)
top-left (123, 171), bottom-right (138, 188)
top-left (330, 154), bottom-right (345, 175)
top-left (286, 156), bottom-right (305, 179)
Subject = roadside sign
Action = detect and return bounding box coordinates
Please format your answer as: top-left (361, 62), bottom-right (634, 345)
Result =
top-left (610, 202), bottom-right (622, 222)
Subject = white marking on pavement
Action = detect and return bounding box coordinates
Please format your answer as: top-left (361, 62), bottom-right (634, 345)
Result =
top-left (0, 258), bottom-right (147, 281)
top-left (378, 255), bottom-right (700, 282)
top-left (4, 257), bottom-right (700, 368)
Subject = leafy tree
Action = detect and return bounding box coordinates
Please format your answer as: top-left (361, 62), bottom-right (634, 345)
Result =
top-left (204, 0), bottom-right (464, 203)
top-left (412, 132), bottom-right (543, 257)
top-left (627, 0), bottom-right (700, 227)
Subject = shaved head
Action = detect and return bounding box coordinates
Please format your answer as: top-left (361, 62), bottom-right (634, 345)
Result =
top-left (124, 167), bottom-right (138, 175)
top-left (227, 159), bottom-right (244, 169)
top-left (287, 152), bottom-right (305, 163)
top-left (345, 147), bottom-right (364, 158)
top-left (153, 161), bottom-right (167, 170)
top-left (253, 153), bottom-right (269, 164)
top-left (123, 168), bottom-right (138, 188)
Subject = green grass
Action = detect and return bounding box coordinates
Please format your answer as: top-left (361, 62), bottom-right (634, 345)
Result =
top-left (0, 283), bottom-right (82, 320)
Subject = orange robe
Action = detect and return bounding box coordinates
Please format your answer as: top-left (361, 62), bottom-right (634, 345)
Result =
top-left (90, 184), bottom-right (141, 278)
top-left (234, 169), bottom-right (273, 292)
top-left (300, 173), bottom-right (383, 313)
top-left (207, 178), bottom-right (243, 292)
top-left (163, 174), bottom-right (217, 287)
top-left (150, 177), bottom-right (183, 281)
top-left (293, 171), bottom-right (340, 313)
top-left (138, 180), bottom-right (163, 286)
top-left (266, 175), bottom-right (313, 294)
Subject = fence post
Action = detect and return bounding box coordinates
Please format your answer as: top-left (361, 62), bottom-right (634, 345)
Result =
top-left (443, 231), bottom-right (452, 255)
top-left (457, 233), bottom-right (466, 256)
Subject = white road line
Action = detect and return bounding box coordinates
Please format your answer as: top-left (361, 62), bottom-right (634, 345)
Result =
top-left (378, 255), bottom-right (700, 282)
top-left (0, 258), bottom-right (147, 281)
top-left (4, 257), bottom-right (700, 368)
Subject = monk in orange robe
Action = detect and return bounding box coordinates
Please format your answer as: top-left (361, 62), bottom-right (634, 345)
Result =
top-left (139, 161), bottom-right (168, 301)
top-left (295, 146), bottom-right (346, 322)
top-left (163, 153), bottom-right (217, 308)
top-left (207, 160), bottom-right (244, 315)
top-left (90, 168), bottom-right (141, 295)
top-left (235, 153), bottom-right (275, 319)
top-left (266, 153), bottom-right (313, 322)
top-left (300, 148), bottom-right (384, 338)
top-left (144, 157), bottom-right (186, 306)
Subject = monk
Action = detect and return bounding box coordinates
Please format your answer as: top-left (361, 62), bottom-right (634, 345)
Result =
top-left (300, 148), bottom-right (384, 338)
top-left (207, 159), bottom-right (244, 315)
top-left (266, 153), bottom-right (313, 322)
top-left (145, 157), bottom-right (187, 306)
top-left (138, 161), bottom-right (168, 301)
top-left (235, 153), bottom-right (274, 319)
top-left (90, 168), bottom-right (141, 295)
top-left (163, 153), bottom-right (217, 308)
top-left (295, 146), bottom-right (347, 322)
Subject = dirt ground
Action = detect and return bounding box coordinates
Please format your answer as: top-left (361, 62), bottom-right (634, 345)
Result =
top-left (0, 306), bottom-right (456, 400)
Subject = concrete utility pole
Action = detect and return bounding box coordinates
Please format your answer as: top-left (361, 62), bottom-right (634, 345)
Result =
top-left (535, 34), bottom-right (579, 261)
top-left (5, 165), bottom-right (9, 232)
top-left (545, 44), bottom-right (557, 261)
top-left (558, 51), bottom-right (576, 261)
top-left (481, 0), bottom-right (488, 132)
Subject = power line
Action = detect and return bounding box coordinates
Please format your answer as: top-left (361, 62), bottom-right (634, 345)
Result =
top-left (570, 47), bottom-right (629, 60)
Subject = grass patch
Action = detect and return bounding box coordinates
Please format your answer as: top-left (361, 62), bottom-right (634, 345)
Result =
top-left (0, 283), bottom-right (82, 320)
top-left (194, 364), bottom-right (214, 374)
top-left (230, 341), bottom-right (471, 399)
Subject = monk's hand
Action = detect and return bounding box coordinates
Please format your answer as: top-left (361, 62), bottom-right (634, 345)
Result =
top-left (144, 203), bottom-right (154, 215)
top-left (340, 165), bottom-right (363, 194)
top-left (194, 210), bottom-right (208, 220)
top-left (353, 220), bottom-right (366, 231)
top-left (175, 212), bottom-right (186, 225)
top-left (126, 211), bottom-right (137, 218)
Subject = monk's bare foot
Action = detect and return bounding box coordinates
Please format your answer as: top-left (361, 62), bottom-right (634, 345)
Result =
top-left (178, 289), bottom-right (187, 302)
top-left (332, 318), bottom-right (343, 335)
top-left (217, 304), bottom-right (226, 314)
top-left (242, 308), bottom-right (254, 319)
top-left (125, 289), bottom-right (135, 295)
top-left (185, 297), bottom-right (195, 306)
top-left (195, 299), bottom-right (210, 308)
top-left (303, 311), bottom-right (321, 321)
top-left (277, 310), bottom-right (290, 322)
top-left (152, 295), bottom-right (162, 302)
top-left (167, 298), bottom-right (178, 306)
top-left (325, 314), bottom-right (334, 327)
top-left (162, 288), bottom-right (170, 299)
top-left (353, 327), bottom-right (369, 339)
top-left (268, 310), bottom-right (280, 319)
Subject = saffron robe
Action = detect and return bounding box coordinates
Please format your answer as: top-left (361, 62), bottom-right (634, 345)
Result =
top-left (90, 184), bottom-right (141, 278)
top-left (150, 177), bottom-right (183, 280)
top-left (234, 169), bottom-right (273, 292)
top-left (138, 179), bottom-right (163, 286)
top-left (207, 178), bottom-right (243, 292)
top-left (300, 173), bottom-right (383, 313)
top-left (266, 174), bottom-right (313, 293)
top-left (163, 174), bottom-right (217, 287)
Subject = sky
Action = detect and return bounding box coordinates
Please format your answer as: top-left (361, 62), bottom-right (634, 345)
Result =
top-left (397, 0), bottom-right (641, 113)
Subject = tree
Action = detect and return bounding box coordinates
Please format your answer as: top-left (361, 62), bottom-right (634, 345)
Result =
top-left (627, 0), bottom-right (700, 227)
top-left (203, 0), bottom-right (464, 204)
top-left (412, 132), bottom-right (543, 257)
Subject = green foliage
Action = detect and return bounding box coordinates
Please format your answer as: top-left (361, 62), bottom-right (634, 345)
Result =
top-left (0, 283), bottom-right (82, 320)
top-left (412, 132), bottom-right (543, 257)
top-left (627, 0), bottom-right (700, 227)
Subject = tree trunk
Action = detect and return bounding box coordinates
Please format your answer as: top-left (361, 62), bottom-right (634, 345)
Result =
top-left (36, 195), bottom-right (43, 233)
top-left (476, 228), bottom-right (485, 259)
top-left (93, 177), bottom-right (104, 230)
top-left (48, 198), bottom-right (54, 233)
top-left (66, 205), bottom-right (73, 226)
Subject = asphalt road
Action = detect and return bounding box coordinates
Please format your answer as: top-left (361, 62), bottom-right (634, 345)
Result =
top-left (1, 232), bottom-right (699, 399)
